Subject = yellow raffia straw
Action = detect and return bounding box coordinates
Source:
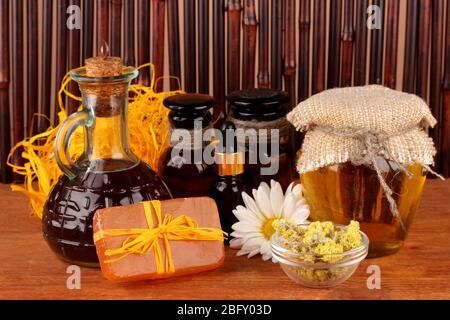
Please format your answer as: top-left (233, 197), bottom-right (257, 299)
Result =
top-left (93, 200), bottom-right (227, 274)
top-left (8, 63), bottom-right (183, 219)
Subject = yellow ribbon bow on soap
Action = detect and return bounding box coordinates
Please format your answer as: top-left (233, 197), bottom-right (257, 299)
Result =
top-left (93, 200), bottom-right (227, 275)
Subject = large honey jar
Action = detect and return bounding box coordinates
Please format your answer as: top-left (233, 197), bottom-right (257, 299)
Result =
top-left (287, 85), bottom-right (441, 257)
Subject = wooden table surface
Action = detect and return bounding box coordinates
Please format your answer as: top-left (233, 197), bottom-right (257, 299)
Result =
top-left (1, 180), bottom-right (449, 300)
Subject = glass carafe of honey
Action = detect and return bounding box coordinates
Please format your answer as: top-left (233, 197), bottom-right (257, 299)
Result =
top-left (42, 56), bottom-right (172, 267)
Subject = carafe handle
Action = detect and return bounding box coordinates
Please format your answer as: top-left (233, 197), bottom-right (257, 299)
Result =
top-left (54, 110), bottom-right (91, 179)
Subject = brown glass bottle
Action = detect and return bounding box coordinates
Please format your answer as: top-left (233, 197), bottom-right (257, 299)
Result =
top-left (211, 122), bottom-right (251, 240)
top-left (227, 89), bottom-right (296, 191)
top-left (159, 94), bottom-right (216, 198)
top-left (42, 66), bottom-right (172, 267)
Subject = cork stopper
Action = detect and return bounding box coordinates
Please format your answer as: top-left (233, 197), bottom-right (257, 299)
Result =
top-left (85, 42), bottom-right (123, 77)
top-left (80, 42), bottom-right (129, 117)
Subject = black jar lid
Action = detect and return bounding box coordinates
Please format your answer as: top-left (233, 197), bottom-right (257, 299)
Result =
top-left (163, 93), bottom-right (216, 129)
top-left (227, 88), bottom-right (290, 121)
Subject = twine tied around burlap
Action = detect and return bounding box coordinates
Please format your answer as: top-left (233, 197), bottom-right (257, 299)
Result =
top-left (315, 126), bottom-right (444, 230)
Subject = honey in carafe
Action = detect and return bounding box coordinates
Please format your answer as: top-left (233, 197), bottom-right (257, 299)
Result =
top-left (42, 53), bottom-right (172, 267)
top-left (43, 161), bottom-right (171, 266)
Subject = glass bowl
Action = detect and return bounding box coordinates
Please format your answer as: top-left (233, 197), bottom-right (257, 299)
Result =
top-left (271, 224), bottom-right (369, 288)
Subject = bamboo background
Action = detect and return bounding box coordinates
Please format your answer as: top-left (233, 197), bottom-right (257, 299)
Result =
top-left (0, 0), bottom-right (449, 183)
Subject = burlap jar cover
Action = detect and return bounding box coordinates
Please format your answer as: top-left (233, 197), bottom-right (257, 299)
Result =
top-left (287, 85), bottom-right (443, 226)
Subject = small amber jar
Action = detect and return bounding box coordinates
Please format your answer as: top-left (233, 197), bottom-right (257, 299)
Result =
top-left (300, 159), bottom-right (427, 257)
top-left (227, 89), bottom-right (296, 191)
top-left (159, 94), bottom-right (216, 198)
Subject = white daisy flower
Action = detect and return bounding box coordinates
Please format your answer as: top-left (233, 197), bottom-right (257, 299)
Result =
top-left (230, 180), bottom-right (310, 262)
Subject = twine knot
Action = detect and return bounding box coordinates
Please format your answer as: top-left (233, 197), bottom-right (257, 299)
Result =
top-left (348, 129), bottom-right (389, 166)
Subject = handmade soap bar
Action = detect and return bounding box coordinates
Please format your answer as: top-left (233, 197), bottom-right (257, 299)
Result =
top-left (93, 197), bottom-right (225, 282)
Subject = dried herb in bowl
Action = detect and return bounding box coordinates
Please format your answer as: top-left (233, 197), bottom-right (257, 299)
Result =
top-left (271, 220), bottom-right (369, 287)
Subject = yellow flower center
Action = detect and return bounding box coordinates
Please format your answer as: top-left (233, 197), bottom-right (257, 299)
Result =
top-left (261, 218), bottom-right (279, 240)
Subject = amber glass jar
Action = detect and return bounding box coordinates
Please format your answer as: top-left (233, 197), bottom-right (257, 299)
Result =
top-left (227, 89), bottom-right (295, 191)
top-left (300, 159), bottom-right (427, 257)
top-left (159, 94), bottom-right (216, 198)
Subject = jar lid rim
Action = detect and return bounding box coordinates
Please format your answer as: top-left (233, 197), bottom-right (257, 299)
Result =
top-left (227, 88), bottom-right (290, 105)
top-left (163, 93), bottom-right (216, 112)
top-left (70, 66), bottom-right (138, 83)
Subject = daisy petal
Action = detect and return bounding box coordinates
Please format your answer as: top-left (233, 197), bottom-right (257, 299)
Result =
top-left (295, 198), bottom-right (308, 208)
top-left (241, 237), bottom-right (263, 252)
top-left (270, 180), bottom-right (284, 216)
top-left (232, 221), bottom-right (260, 233)
top-left (259, 181), bottom-right (270, 192)
top-left (260, 241), bottom-right (272, 255)
top-left (282, 193), bottom-right (297, 219)
top-left (230, 231), bottom-right (263, 239)
top-left (256, 183), bottom-right (273, 217)
top-left (242, 192), bottom-right (264, 220)
top-left (229, 238), bottom-right (244, 249)
top-left (234, 207), bottom-right (263, 225)
top-left (252, 189), bottom-right (258, 202)
top-left (262, 253), bottom-right (271, 261)
top-left (291, 208), bottom-right (310, 224)
top-left (292, 184), bottom-right (303, 197)
top-left (286, 182), bottom-right (294, 195)
top-left (237, 249), bottom-right (251, 256)
top-left (247, 248), bottom-right (261, 258)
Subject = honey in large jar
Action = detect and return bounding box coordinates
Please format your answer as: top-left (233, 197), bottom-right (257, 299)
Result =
top-left (287, 85), bottom-right (440, 258)
top-left (301, 158), bottom-right (426, 257)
